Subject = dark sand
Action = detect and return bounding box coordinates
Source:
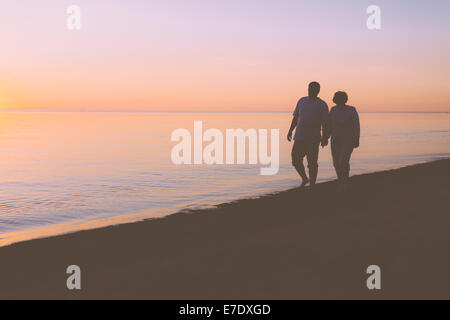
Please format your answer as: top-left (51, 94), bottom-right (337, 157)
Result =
top-left (1, 159), bottom-right (450, 299)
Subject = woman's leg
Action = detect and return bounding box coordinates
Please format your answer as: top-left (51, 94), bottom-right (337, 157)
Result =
top-left (340, 144), bottom-right (354, 180)
top-left (331, 139), bottom-right (342, 180)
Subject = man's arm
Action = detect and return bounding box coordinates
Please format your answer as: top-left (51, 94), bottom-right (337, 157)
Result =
top-left (287, 115), bottom-right (298, 142)
top-left (321, 104), bottom-right (330, 147)
top-left (353, 108), bottom-right (360, 148)
top-left (288, 101), bottom-right (299, 142)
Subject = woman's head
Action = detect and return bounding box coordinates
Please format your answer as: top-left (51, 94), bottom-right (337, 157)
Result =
top-left (333, 91), bottom-right (348, 105)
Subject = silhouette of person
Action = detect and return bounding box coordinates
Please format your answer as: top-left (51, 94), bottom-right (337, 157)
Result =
top-left (288, 82), bottom-right (329, 187)
top-left (323, 91), bottom-right (360, 190)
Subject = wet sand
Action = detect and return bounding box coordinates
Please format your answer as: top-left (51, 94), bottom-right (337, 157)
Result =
top-left (1, 159), bottom-right (449, 299)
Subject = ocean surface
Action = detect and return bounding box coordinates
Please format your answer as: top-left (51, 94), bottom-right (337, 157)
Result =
top-left (0, 112), bottom-right (449, 246)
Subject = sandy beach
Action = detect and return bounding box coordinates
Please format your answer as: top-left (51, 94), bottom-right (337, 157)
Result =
top-left (0, 159), bottom-right (449, 299)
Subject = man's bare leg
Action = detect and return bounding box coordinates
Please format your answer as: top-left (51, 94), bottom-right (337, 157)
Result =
top-left (294, 163), bottom-right (310, 187)
top-left (308, 164), bottom-right (318, 186)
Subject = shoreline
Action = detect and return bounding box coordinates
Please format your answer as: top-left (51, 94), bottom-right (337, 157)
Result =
top-left (0, 159), bottom-right (449, 299)
top-left (0, 158), bottom-right (445, 248)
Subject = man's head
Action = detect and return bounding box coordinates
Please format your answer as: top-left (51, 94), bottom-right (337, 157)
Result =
top-left (308, 82), bottom-right (320, 99)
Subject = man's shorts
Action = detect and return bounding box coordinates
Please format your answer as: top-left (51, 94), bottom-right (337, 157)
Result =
top-left (291, 140), bottom-right (320, 168)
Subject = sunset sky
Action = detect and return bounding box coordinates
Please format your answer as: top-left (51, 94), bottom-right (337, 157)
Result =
top-left (1, 0), bottom-right (449, 112)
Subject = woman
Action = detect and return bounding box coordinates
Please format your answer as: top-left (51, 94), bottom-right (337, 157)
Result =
top-left (325, 91), bottom-right (360, 189)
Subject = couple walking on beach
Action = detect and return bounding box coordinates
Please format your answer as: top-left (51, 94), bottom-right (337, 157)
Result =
top-left (287, 81), bottom-right (360, 190)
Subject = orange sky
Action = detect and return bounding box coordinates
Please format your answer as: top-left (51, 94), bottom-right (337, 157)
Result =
top-left (1, 1), bottom-right (449, 112)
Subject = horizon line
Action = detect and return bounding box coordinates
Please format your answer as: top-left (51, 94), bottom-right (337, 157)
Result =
top-left (0, 110), bottom-right (449, 114)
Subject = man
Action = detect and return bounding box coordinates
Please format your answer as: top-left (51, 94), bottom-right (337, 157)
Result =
top-left (287, 81), bottom-right (329, 187)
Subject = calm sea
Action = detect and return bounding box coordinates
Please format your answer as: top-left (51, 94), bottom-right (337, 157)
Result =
top-left (0, 112), bottom-right (449, 246)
